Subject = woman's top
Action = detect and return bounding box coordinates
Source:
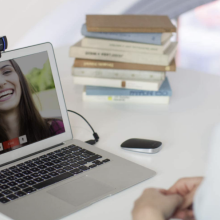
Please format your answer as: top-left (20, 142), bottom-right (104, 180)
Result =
top-left (194, 124), bottom-right (220, 220)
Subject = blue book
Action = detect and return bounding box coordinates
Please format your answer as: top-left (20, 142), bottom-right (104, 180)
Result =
top-left (85, 77), bottom-right (172, 96)
top-left (81, 24), bottom-right (167, 45)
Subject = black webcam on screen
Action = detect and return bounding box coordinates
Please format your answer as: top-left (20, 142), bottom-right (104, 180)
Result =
top-left (0, 36), bottom-right (8, 57)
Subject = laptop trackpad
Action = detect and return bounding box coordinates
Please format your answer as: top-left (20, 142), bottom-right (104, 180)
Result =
top-left (47, 175), bottom-right (114, 206)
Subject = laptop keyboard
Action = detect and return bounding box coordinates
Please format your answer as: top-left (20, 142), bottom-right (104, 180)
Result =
top-left (0, 144), bottom-right (110, 204)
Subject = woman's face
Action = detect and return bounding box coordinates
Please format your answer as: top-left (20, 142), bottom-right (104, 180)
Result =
top-left (0, 61), bottom-right (21, 112)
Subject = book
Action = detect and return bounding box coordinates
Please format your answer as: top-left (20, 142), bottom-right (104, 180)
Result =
top-left (73, 75), bottom-right (164, 91)
top-left (72, 67), bottom-right (166, 81)
top-left (69, 41), bottom-right (177, 66)
top-left (81, 24), bottom-right (172, 45)
top-left (81, 37), bottom-right (171, 54)
top-left (83, 93), bottom-right (170, 104)
top-left (85, 77), bottom-right (171, 96)
top-left (86, 15), bottom-right (176, 33)
top-left (83, 77), bottom-right (171, 104)
top-left (74, 59), bottom-right (176, 72)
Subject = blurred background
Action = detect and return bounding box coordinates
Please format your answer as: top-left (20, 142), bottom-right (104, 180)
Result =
top-left (2, 0), bottom-right (220, 76)
top-left (15, 52), bottom-right (62, 119)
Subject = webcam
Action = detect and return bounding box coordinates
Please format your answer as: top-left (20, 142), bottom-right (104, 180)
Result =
top-left (0, 36), bottom-right (8, 58)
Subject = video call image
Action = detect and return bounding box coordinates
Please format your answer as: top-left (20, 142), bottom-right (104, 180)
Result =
top-left (0, 52), bottom-right (65, 155)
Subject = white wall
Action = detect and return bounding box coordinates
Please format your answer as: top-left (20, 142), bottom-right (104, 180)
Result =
top-left (1, 0), bottom-right (69, 49)
top-left (2, 0), bottom-right (138, 50)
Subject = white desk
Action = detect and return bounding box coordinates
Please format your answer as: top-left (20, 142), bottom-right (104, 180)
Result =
top-left (58, 65), bottom-right (220, 219)
top-left (2, 47), bottom-right (220, 220)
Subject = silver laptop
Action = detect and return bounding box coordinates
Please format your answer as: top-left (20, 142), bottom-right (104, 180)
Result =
top-left (0, 43), bottom-right (155, 220)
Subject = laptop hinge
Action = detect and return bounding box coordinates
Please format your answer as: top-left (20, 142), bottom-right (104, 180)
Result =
top-left (0, 142), bottom-right (65, 168)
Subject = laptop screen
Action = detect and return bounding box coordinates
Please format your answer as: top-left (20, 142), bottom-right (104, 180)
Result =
top-left (0, 51), bottom-right (65, 155)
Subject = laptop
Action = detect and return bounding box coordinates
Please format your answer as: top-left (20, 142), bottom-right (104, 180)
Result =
top-left (0, 43), bottom-right (155, 220)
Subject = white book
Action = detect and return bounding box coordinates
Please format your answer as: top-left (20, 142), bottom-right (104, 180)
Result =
top-left (72, 67), bottom-right (166, 81)
top-left (73, 75), bottom-right (164, 91)
top-left (83, 92), bottom-right (170, 104)
top-left (81, 37), bottom-right (172, 54)
top-left (69, 41), bottom-right (178, 66)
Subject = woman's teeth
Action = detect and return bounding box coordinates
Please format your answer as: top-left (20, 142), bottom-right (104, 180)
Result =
top-left (0, 90), bottom-right (14, 99)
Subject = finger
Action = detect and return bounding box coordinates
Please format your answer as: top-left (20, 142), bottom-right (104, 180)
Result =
top-left (173, 209), bottom-right (194, 219)
top-left (185, 209), bottom-right (194, 217)
top-left (168, 177), bottom-right (203, 196)
top-left (159, 189), bottom-right (176, 196)
top-left (166, 194), bottom-right (183, 210)
top-left (169, 179), bottom-right (190, 196)
top-left (173, 210), bottom-right (188, 219)
top-left (160, 194), bottom-right (184, 219)
top-left (180, 188), bottom-right (197, 209)
top-left (159, 189), bottom-right (169, 194)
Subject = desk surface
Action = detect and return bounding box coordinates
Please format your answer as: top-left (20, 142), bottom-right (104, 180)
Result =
top-left (2, 47), bottom-right (220, 220)
top-left (59, 66), bottom-right (220, 220)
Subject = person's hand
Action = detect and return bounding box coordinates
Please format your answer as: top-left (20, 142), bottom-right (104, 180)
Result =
top-left (167, 177), bottom-right (204, 220)
top-left (132, 188), bottom-right (183, 220)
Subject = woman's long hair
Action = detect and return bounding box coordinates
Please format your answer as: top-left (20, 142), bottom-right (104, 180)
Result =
top-left (0, 59), bottom-right (52, 144)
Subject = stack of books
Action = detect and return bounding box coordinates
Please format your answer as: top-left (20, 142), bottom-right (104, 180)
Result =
top-left (69, 15), bottom-right (177, 104)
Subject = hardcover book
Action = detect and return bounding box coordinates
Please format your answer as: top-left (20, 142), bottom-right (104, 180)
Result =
top-left (73, 75), bottom-right (164, 91)
top-left (81, 37), bottom-right (171, 54)
top-left (81, 24), bottom-right (172, 45)
top-left (72, 67), bottom-right (166, 81)
top-left (85, 77), bottom-right (171, 96)
top-left (73, 59), bottom-right (176, 72)
top-left (69, 41), bottom-right (177, 66)
top-left (86, 15), bottom-right (176, 33)
top-left (83, 94), bottom-right (170, 104)
top-left (83, 77), bottom-right (171, 104)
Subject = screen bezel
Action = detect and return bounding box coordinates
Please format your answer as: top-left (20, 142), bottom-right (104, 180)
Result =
top-left (0, 43), bottom-right (73, 165)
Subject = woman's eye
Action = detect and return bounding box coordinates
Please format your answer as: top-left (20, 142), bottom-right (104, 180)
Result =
top-left (3, 71), bottom-right (12, 75)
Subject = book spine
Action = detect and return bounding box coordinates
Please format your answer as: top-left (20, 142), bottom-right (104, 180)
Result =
top-left (73, 76), bottom-right (161, 91)
top-left (83, 93), bottom-right (170, 104)
top-left (74, 59), bottom-right (176, 72)
top-left (70, 46), bottom-right (171, 66)
top-left (85, 86), bottom-right (171, 96)
top-left (72, 67), bottom-right (166, 81)
top-left (81, 24), bottom-right (162, 45)
top-left (81, 38), bottom-right (170, 54)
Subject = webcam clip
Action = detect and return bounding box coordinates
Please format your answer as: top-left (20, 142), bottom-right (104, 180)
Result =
top-left (0, 36), bottom-right (8, 58)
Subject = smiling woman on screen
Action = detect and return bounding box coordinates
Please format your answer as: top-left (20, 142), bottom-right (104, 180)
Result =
top-left (0, 59), bottom-right (64, 152)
